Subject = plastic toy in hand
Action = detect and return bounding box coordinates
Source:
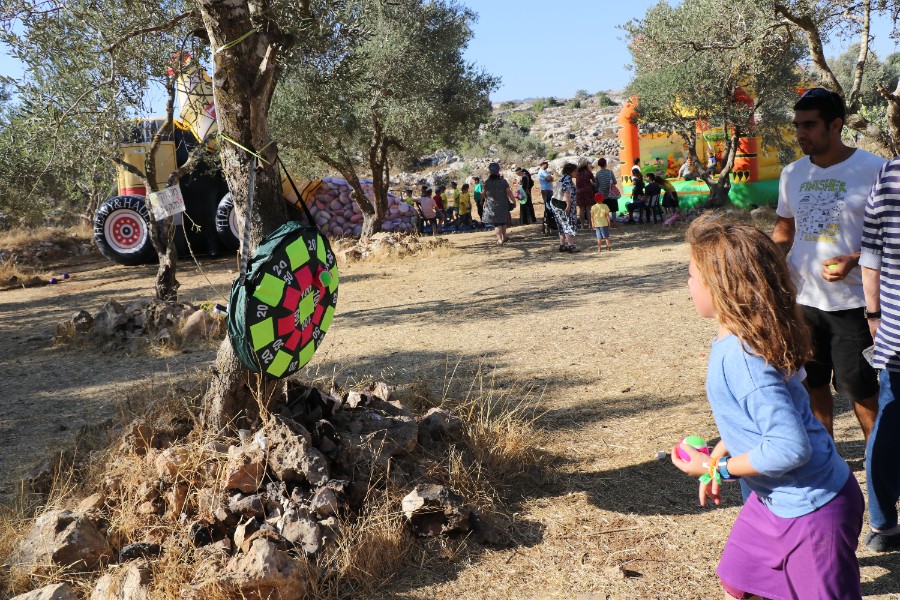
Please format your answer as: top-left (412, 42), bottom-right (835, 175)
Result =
top-left (675, 435), bottom-right (710, 462)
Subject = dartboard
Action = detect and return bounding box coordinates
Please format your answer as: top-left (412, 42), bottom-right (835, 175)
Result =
top-left (228, 222), bottom-right (338, 379)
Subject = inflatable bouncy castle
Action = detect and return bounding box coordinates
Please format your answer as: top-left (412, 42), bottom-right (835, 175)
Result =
top-left (616, 91), bottom-right (786, 209)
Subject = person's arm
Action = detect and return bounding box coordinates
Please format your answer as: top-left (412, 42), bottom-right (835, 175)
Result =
top-left (860, 173), bottom-right (886, 337)
top-left (863, 267), bottom-right (882, 338)
top-left (772, 216), bottom-right (796, 255)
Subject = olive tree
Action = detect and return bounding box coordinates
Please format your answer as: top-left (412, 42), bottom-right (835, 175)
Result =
top-left (270, 0), bottom-right (498, 237)
top-left (0, 1), bottom-right (216, 301)
top-left (774, 0), bottom-right (900, 155)
top-left (623, 0), bottom-right (803, 205)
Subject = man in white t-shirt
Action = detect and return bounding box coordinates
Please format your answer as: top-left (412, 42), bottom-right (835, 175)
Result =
top-left (773, 88), bottom-right (887, 441)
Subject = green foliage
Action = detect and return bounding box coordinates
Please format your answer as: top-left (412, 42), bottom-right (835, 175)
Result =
top-left (272, 0), bottom-right (499, 210)
top-left (500, 100), bottom-right (517, 109)
top-left (574, 89), bottom-right (590, 101)
top-left (567, 99), bottom-right (582, 109)
top-left (595, 91), bottom-right (617, 107)
top-left (623, 0), bottom-right (802, 168)
top-left (532, 98), bottom-right (547, 112)
top-left (0, 103), bottom-right (113, 225)
top-left (0, 0), bottom-right (205, 225)
top-left (546, 97), bottom-right (560, 107)
top-left (829, 44), bottom-right (900, 147)
top-left (507, 111), bottom-right (536, 131)
top-left (462, 117), bottom-right (547, 164)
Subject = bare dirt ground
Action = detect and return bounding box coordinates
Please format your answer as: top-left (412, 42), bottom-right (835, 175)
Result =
top-left (1, 214), bottom-right (898, 598)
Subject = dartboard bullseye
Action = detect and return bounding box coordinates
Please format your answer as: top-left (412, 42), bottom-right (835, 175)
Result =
top-left (228, 221), bottom-right (338, 379)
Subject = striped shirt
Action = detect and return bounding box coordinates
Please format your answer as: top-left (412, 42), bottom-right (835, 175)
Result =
top-left (860, 157), bottom-right (900, 371)
top-left (594, 168), bottom-right (615, 196)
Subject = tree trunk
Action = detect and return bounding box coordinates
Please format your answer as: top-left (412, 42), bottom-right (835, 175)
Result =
top-left (879, 80), bottom-right (900, 157)
top-left (368, 137), bottom-right (390, 236)
top-left (707, 130), bottom-right (739, 207)
top-left (150, 217), bottom-right (180, 301)
top-left (360, 211), bottom-right (379, 238)
top-left (197, 0), bottom-right (290, 431)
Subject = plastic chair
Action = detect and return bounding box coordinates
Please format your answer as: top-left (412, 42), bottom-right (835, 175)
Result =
top-left (648, 194), bottom-right (662, 223)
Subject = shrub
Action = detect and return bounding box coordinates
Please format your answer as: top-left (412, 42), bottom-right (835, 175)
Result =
top-left (500, 100), bottom-right (517, 110)
top-left (507, 111), bottom-right (535, 131)
top-left (595, 91), bottom-right (617, 107)
top-left (567, 99), bottom-right (582, 109)
top-left (574, 89), bottom-right (590, 101)
top-left (532, 98), bottom-right (546, 112)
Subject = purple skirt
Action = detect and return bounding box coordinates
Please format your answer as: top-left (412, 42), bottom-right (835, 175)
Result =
top-left (717, 474), bottom-right (863, 600)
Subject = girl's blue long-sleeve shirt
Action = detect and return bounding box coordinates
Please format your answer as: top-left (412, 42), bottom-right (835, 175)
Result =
top-left (706, 334), bottom-right (850, 518)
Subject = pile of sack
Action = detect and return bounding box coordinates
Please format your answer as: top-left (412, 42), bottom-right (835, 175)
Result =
top-left (306, 177), bottom-right (415, 237)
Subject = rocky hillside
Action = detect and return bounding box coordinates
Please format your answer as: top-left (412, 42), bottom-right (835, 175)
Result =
top-left (394, 91), bottom-right (625, 190)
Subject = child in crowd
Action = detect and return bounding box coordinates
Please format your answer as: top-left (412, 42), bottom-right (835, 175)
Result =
top-left (473, 176), bottom-right (484, 220)
top-left (658, 175), bottom-right (678, 215)
top-left (673, 215), bottom-right (863, 599)
top-left (590, 193), bottom-right (611, 252)
top-left (416, 186), bottom-right (439, 235)
top-left (446, 181), bottom-right (459, 221)
top-left (403, 188), bottom-right (415, 205)
top-left (433, 185), bottom-right (446, 227)
top-left (457, 183), bottom-right (472, 229)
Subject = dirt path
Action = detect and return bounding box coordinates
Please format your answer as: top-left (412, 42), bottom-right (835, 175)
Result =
top-left (1, 221), bottom-right (896, 598)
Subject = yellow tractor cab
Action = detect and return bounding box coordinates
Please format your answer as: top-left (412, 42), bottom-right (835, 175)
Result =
top-left (93, 117), bottom-right (229, 265)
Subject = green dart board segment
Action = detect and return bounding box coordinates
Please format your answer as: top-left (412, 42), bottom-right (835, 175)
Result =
top-left (227, 221), bottom-right (339, 379)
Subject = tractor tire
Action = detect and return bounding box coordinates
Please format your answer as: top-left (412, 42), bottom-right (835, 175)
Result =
top-left (215, 193), bottom-right (240, 251)
top-left (93, 196), bottom-right (155, 265)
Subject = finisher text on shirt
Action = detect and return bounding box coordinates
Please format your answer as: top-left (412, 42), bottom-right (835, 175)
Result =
top-left (799, 179), bottom-right (848, 194)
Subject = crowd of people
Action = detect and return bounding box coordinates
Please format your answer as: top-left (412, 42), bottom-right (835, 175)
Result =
top-left (403, 153), bottom-right (699, 252)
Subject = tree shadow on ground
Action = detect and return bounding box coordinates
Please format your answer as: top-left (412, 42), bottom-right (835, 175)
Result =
top-left (335, 258), bottom-right (687, 328)
top-left (860, 551), bottom-right (900, 596)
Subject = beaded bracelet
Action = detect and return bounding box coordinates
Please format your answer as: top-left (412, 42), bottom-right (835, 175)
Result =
top-left (699, 460), bottom-right (722, 485)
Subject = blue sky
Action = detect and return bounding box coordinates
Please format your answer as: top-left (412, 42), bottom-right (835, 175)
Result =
top-left (460, 0), bottom-right (900, 101)
top-left (1, 1), bottom-right (898, 105)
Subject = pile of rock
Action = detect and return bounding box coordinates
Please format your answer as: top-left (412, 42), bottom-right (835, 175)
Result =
top-left (9, 382), bottom-right (496, 599)
top-left (307, 177), bottom-right (414, 237)
top-left (333, 231), bottom-right (451, 262)
top-left (58, 298), bottom-right (223, 352)
top-left (531, 104), bottom-right (621, 157)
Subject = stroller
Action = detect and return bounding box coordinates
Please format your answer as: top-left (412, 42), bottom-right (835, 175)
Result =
top-left (541, 201), bottom-right (559, 235)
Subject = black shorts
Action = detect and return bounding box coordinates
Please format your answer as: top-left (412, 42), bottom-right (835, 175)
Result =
top-left (801, 305), bottom-right (878, 402)
top-left (603, 198), bottom-right (619, 214)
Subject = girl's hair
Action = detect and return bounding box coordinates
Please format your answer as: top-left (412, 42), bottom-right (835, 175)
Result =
top-left (686, 214), bottom-right (812, 373)
top-left (562, 162), bottom-right (577, 176)
top-left (461, 183), bottom-right (469, 192)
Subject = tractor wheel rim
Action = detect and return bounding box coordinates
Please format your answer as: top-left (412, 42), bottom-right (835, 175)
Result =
top-left (229, 208), bottom-right (239, 239)
top-left (105, 209), bottom-right (148, 253)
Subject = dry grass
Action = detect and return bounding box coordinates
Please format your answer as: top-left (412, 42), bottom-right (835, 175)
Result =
top-left (0, 224), bottom-right (90, 249)
top-left (0, 258), bottom-right (46, 289)
top-left (0, 356), bottom-right (545, 600)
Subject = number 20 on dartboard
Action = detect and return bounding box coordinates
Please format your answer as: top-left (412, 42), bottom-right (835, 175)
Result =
top-left (257, 304), bottom-right (268, 318)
